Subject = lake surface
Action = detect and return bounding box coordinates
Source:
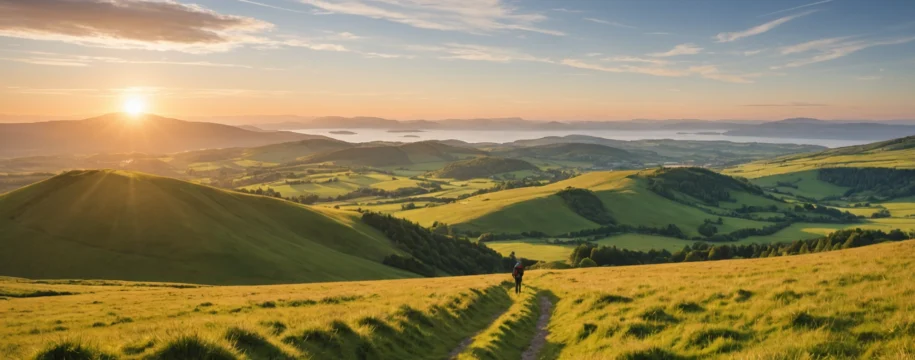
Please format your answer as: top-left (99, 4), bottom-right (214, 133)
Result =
top-left (292, 128), bottom-right (867, 148)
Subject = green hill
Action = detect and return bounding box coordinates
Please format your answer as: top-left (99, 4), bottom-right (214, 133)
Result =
top-left (242, 138), bottom-right (354, 163)
top-left (305, 141), bottom-right (485, 167)
top-left (493, 143), bottom-right (636, 162)
top-left (432, 157), bottom-right (539, 180)
top-left (399, 171), bottom-right (771, 237)
top-left (0, 170), bottom-right (416, 285)
top-left (725, 135), bottom-right (915, 178)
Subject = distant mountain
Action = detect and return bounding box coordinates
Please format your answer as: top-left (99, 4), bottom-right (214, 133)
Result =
top-left (0, 113), bottom-right (326, 158)
top-left (725, 119), bottom-right (915, 140)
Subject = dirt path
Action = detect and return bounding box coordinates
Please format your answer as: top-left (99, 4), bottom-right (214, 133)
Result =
top-left (447, 308), bottom-right (509, 359)
top-left (521, 296), bottom-right (554, 360)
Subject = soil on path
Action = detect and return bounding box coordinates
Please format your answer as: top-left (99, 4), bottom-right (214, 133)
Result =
top-left (521, 296), bottom-right (554, 360)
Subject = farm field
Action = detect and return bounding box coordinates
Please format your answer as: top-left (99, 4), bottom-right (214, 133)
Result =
top-left (2, 241), bottom-right (913, 359)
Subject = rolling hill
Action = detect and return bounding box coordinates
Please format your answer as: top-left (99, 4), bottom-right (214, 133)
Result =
top-left (725, 118), bottom-right (915, 140)
top-left (432, 157), bottom-right (539, 180)
top-left (0, 113), bottom-right (326, 158)
top-left (305, 141), bottom-right (485, 167)
top-left (725, 135), bottom-right (915, 179)
top-left (0, 170), bottom-right (416, 285)
top-left (492, 143), bottom-right (637, 162)
top-left (399, 170), bottom-right (772, 237)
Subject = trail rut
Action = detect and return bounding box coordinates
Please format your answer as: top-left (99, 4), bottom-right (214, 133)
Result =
top-left (521, 295), bottom-right (554, 360)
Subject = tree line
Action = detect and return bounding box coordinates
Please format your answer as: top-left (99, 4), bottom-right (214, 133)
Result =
top-left (361, 212), bottom-right (511, 277)
top-left (568, 228), bottom-right (912, 267)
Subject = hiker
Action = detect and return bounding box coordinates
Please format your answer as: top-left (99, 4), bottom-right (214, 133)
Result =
top-left (512, 261), bottom-right (525, 294)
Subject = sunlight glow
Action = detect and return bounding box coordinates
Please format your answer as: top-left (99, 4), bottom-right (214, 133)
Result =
top-left (123, 97), bottom-right (146, 116)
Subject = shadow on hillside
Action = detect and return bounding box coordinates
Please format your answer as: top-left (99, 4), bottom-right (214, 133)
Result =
top-left (281, 283), bottom-right (513, 359)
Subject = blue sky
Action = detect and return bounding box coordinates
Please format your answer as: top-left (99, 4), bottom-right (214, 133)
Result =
top-left (0, 0), bottom-right (913, 121)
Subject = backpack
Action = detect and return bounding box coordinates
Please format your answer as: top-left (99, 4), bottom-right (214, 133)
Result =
top-left (513, 265), bottom-right (524, 278)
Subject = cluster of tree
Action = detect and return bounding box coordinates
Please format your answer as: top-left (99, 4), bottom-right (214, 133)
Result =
top-left (330, 186), bottom-right (430, 202)
top-left (564, 223), bottom-right (687, 239)
top-left (361, 213), bottom-right (508, 276)
top-left (236, 187), bottom-right (282, 198)
top-left (401, 202), bottom-right (417, 210)
top-left (458, 179), bottom-right (545, 200)
top-left (819, 167), bottom-right (915, 199)
top-left (872, 209), bottom-right (891, 218)
top-left (556, 187), bottom-right (616, 225)
top-left (791, 203), bottom-right (859, 223)
top-left (646, 168), bottom-right (764, 206)
top-left (775, 181), bottom-right (799, 189)
top-left (568, 228), bottom-right (912, 267)
top-left (698, 218), bottom-right (722, 237)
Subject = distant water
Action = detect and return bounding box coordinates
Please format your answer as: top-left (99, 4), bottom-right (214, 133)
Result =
top-left (291, 128), bottom-right (867, 148)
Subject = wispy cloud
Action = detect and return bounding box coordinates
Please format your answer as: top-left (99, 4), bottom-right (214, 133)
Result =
top-left (560, 59), bottom-right (758, 83)
top-left (299, 0), bottom-right (564, 36)
top-left (743, 49), bottom-right (765, 56)
top-left (603, 56), bottom-right (670, 65)
top-left (715, 10), bottom-right (817, 42)
top-left (413, 43), bottom-right (551, 63)
top-left (586, 52), bottom-right (603, 57)
top-left (648, 43), bottom-right (703, 57)
top-left (759, 0), bottom-right (833, 17)
top-left (551, 8), bottom-right (582, 13)
top-left (774, 36), bottom-right (915, 68)
top-left (0, 0), bottom-right (273, 53)
top-left (743, 102), bottom-right (828, 107)
top-left (236, 0), bottom-right (308, 13)
top-left (0, 50), bottom-right (255, 68)
top-left (584, 18), bottom-right (636, 29)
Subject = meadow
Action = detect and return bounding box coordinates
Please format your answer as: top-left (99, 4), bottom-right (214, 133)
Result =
top-left (2, 241), bottom-right (913, 359)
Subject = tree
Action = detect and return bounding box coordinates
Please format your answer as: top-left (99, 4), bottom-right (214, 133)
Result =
top-left (717, 217), bottom-right (724, 225)
top-left (698, 222), bottom-right (718, 237)
top-left (578, 257), bottom-right (598, 268)
top-left (477, 233), bottom-right (494, 242)
top-left (799, 243), bottom-right (810, 254)
top-left (684, 250), bottom-right (707, 262)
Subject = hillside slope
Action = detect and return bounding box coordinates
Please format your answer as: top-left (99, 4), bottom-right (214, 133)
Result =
top-left (0, 113), bottom-right (325, 158)
top-left (0, 170), bottom-right (415, 285)
top-left (725, 135), bottom-right (915, 178)
top-left (433, 157), bottom-right (538, 180)
top-left (399, 171), bottom-right (770, 236)
top-left (305, 141), bottom-right (485, 166)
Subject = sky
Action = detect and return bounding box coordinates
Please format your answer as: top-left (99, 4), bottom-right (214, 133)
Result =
top-left (1, 0), bottom-right (914, 122)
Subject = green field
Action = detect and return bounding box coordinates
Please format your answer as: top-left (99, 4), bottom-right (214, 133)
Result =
top-left (0, 170), bottom-right (415, 285)
top-left (2, 241), bottom-right (913, 359)
top-left (487, 234), bottom-right (692, 262)
top-left (750, 170), bottom-right (850, 199)
top-left (397, 171), bottom-right (774, 237)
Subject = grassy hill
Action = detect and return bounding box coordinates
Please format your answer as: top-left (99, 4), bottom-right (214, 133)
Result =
top-left (1, 240), bottom-right (912, 359)
top-left (399, 171), bottom-right (771, 237)
top-left (725, 135), bottom-right (915, 178)
top-left (0, 170), bottom-right (416, 285)
top-left (305, 141), bottom-right (485, 167)
top-left (432, 157), bottom-right (539, 180)
top-left (0, 113), bottom-right (325, 158)
top-left (492, 143), bottom-right (636, 162)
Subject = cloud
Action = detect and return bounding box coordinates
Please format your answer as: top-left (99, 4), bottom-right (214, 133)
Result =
top-left (335, 32), bottom-right (363, 40)
top-left (299, 0), bottom-right (564, 36)
top-left (0, 0), bottom-right (273, 53)
top-left (415, 43), bottom-right (552, 63)
top-left (774, 36), bottom-right (915, 68)
top-left (561, 59), bottom-right (759, 83)
top-left (585, 52), bottom-right (603, 57)
top-left (759, 0), bottom-right (833, 17)
top-left (648, 43), bottom-right (703, 57)
top-left (0, 49), bottom-right (255, 68)
top-left (743, 49), bottom-right (765, 56)
top-left (743, 102), bottom-right (828, 107)
top-left (551, 8), bottom-right (582, 13)
top-left (236, 0), bottom-right (308, 13)
top-left (715, 10), bottom-right (816, 42)
top-left (603, 56), bottom-right (669, 65)
top-left (584, 18), bottom-right (636, 29)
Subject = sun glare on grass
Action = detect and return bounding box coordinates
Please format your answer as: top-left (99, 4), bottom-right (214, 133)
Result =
top-left (123, 97), bottom-right (146, 116)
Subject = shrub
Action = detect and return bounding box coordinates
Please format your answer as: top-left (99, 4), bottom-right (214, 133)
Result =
top-left (34, 341), bottom-right (115, 360)
top-left (578, 258), bottom-right (598, 268)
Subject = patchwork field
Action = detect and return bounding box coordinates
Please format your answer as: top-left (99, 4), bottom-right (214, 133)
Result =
top-left (2, 241), bottom-right (913, 359)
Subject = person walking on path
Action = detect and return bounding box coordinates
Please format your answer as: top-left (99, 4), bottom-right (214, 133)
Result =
top-left (512, 261), bottom-right (525, 294)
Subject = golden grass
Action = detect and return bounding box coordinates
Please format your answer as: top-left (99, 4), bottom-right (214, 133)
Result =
top-left (2, 241), bottom-right (913, 359)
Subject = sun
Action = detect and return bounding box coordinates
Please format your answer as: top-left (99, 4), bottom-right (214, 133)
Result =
top-left (123, 97), bottom-right (147, 116)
